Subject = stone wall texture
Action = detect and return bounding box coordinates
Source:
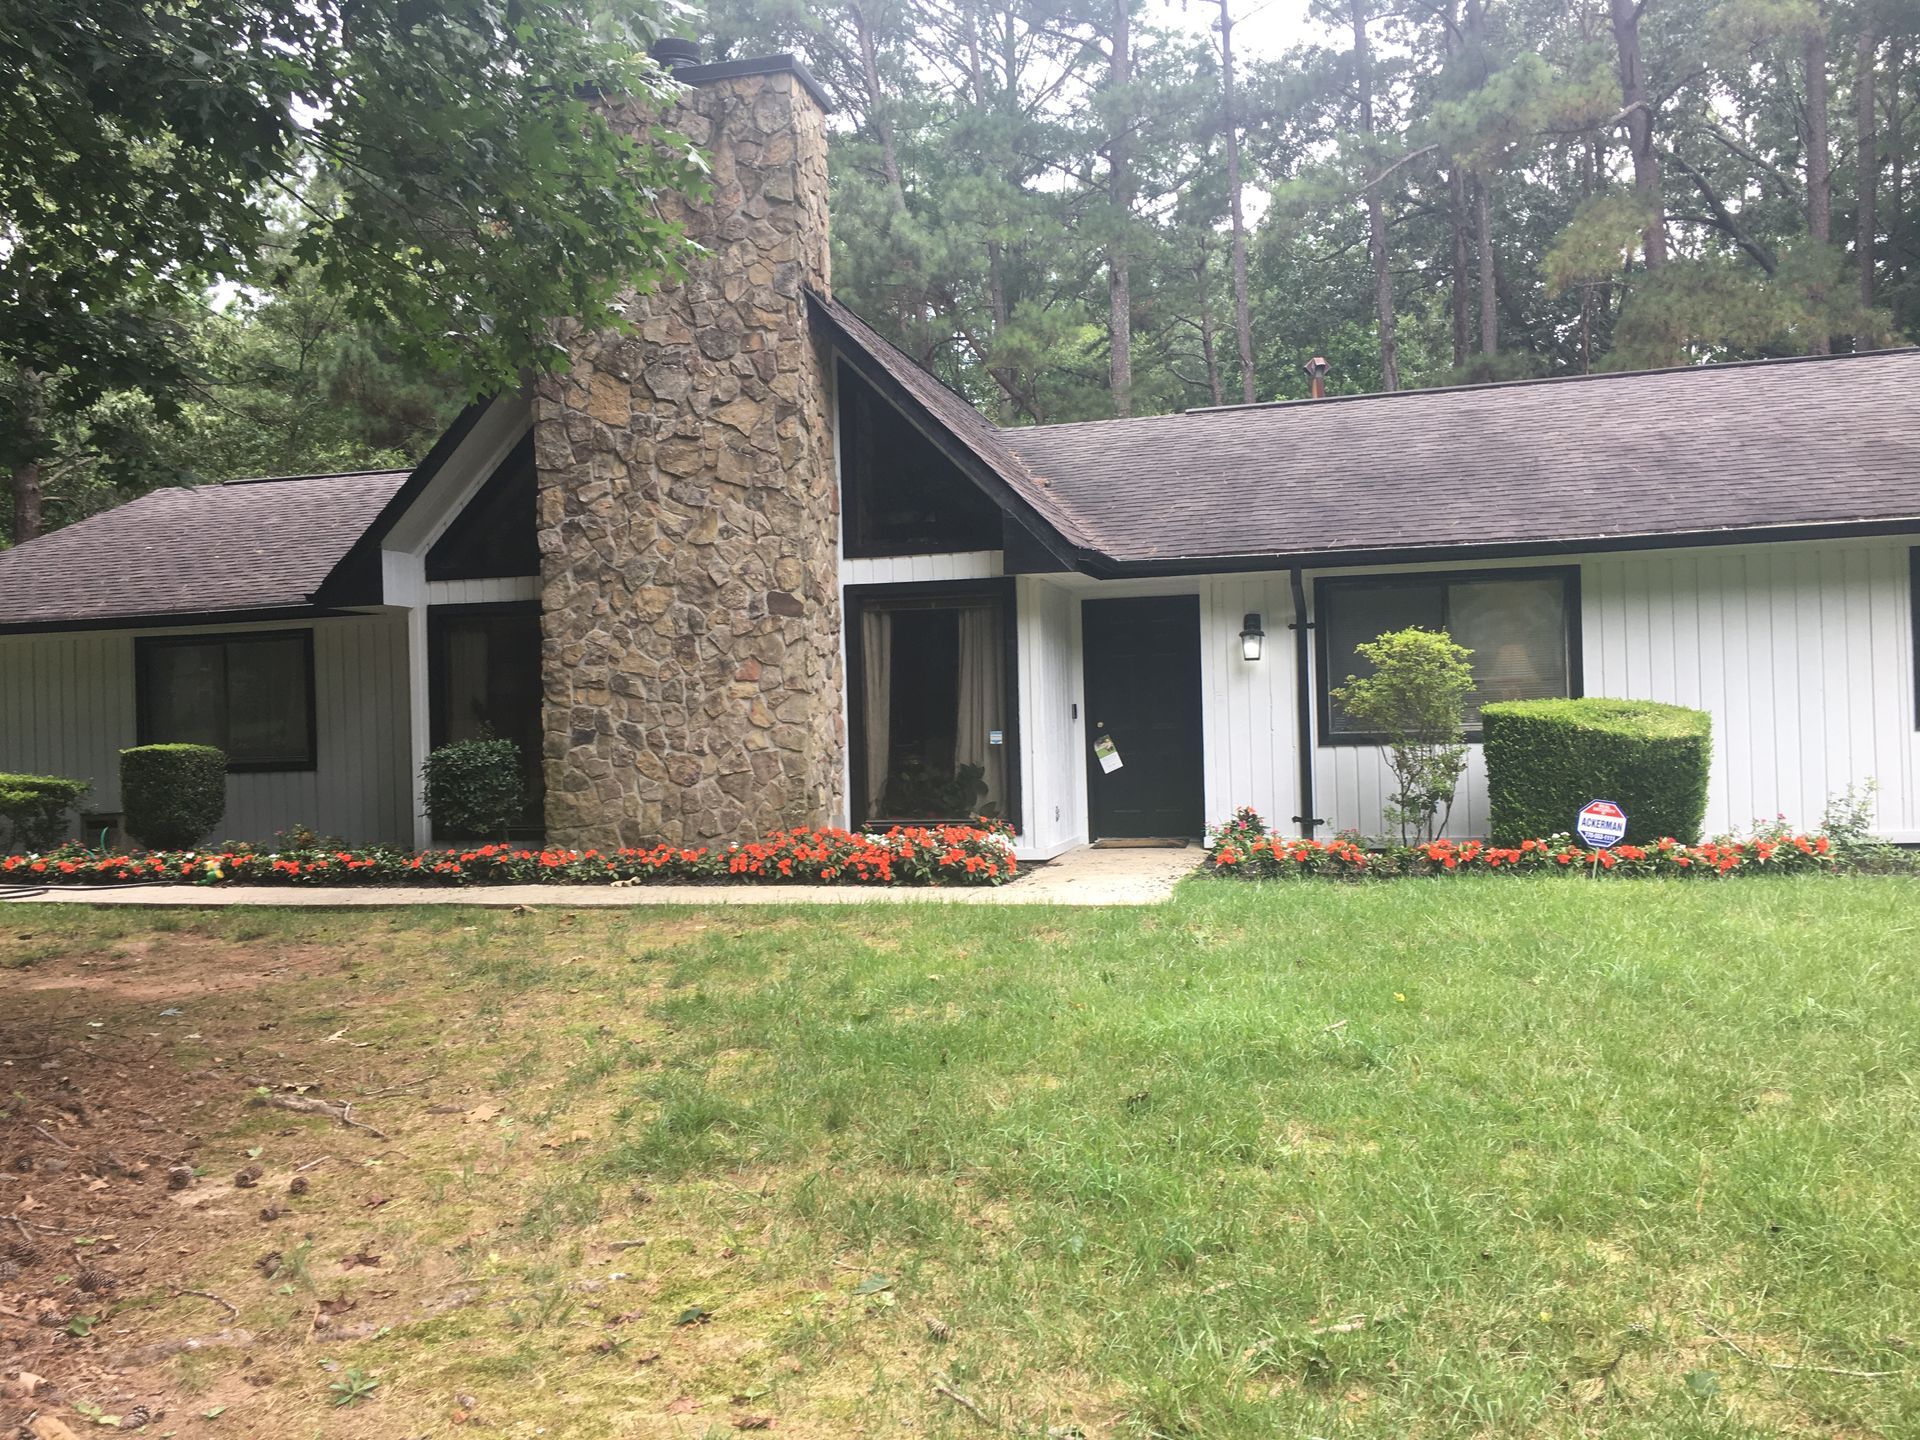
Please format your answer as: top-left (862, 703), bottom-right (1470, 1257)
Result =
top-left (532, 70), bottom-right (843, 847)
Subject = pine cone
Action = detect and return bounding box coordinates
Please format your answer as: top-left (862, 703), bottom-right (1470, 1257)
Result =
top-left (4, 1238), bottom-right (38, 1265)
top-left (288, 1175), bottom-right (310, 1197)
top-left (75, 1265), bottom-right (111, 1295)
top-left (119, 1404), bottom-right (153, 1430)
top-left (166, 1165), bottom-right (194, 1191)
top-left (0, 1259), bottom-right (20, 1284)
top-left (233, 1163), bottom-right (263, 1189)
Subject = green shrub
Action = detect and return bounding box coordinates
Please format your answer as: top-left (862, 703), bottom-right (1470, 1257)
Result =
top-left (1482, 698), bottom-right (1712, 844)
top-left (422, 737), bottom-right (525, 840)
top-left (0, 773), bottom-right (90, 851)
top-left (120, 744), bottom-right (228, 850)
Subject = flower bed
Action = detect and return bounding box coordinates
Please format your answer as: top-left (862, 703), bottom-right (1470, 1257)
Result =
top-left (1208, 831), bottom-right (1837, 880)
top-left (1202, 804), bottom-right (1865, 880)
top-left (1, 822), bottom-right (1019, 889)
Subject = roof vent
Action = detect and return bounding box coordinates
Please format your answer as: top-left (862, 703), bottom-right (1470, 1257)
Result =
top-left (651, 36), bottom-right (702, 71)
top-left (1304, 355), bottom-right (1331, 400)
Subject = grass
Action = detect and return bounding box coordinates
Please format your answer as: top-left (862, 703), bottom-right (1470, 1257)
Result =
top-left (4, 877), bottom-right (1918, 1438)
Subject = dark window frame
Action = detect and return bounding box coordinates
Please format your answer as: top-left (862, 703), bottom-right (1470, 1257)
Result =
top-left (837, 361), bottom-right (1008, 559)
top-left (843, 578), bottom-right (1021, 832)
top-left (134, 629), bottom-right (318, 773)
top-left (1315, 565), bottom-right (1583, 747)
top-left (427, 600), bottom-right (546, 840)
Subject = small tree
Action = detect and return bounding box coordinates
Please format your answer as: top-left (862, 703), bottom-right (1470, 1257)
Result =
top-left (1332, 627), bottom-right (1475, 843)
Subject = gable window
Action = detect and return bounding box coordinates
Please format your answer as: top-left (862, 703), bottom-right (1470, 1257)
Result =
top-left (136, 631), bottom-right (315, 771)
top-left (1317, 568), bottom-right (1580, 742)
top-left (839, 362), bottom-right (1005, 557)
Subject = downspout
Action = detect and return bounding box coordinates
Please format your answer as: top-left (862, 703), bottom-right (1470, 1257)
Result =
top-left (1288, 565), bottom-right (1321, 839)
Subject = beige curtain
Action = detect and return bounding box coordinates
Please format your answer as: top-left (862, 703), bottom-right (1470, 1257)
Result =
top-left (861, 609), bottom-right (892, 821)
top-left (954, 606), bottom-right (1004, 814)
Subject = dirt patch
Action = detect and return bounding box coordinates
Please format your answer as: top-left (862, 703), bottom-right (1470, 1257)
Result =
top-left (5, 934), bottom-right (347, 1004)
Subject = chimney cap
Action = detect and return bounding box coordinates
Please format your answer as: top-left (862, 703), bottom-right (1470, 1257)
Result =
top-left (650, 36), bottom-right (702, 69)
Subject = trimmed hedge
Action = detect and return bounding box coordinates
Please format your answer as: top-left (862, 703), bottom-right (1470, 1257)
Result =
top-left (422, 737), bottom-right (525, 840)
top-left (0, 773), bottom-right (90, 851)
top-left (120, 744), bottom-right (228, 851)
top-left (1482, 698), bottom-right (1712, 845)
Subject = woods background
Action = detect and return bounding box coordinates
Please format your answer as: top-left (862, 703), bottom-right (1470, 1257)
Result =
top-left (9, 0), bottom-right (1918, 541)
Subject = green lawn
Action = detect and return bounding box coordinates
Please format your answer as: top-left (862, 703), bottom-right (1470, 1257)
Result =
top-left (4, 877), bottom-right (1917, 1438)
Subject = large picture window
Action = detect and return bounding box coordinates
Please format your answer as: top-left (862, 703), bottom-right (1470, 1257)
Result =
top-left (136, 631), bottom-right (315, 770)
top-left (1318, 568), bottom-right (1580, 742)
top-left (847, 583), bottom-right (1017, 825)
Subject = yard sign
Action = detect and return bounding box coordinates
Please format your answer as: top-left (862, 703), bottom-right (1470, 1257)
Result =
top-left (1575, 799), bottom-right (1628, 849)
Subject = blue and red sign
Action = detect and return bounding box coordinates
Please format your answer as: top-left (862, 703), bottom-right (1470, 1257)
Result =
top-left (1575, 799), bottom-right (1628, 849)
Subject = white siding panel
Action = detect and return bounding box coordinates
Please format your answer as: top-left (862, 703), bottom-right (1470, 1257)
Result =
top-left (0, 615), bottom-right (412, 846)
top-left (841, 551), bottom-right (1003, 586)
top-left (1315, 539), bottom-right (1920, 842)
top-left (426, 577), bottom-right (539, 606)
top-left (1014, 578), bottom-right (1083, 856)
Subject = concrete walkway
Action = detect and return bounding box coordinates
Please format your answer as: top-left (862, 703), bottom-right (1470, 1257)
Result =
top-left (2, 843), bottom-right (1200, 909)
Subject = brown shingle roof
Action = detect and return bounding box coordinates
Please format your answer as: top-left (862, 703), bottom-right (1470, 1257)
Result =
top-left (0, 470), bottom-right (407, 630)
top-left (999, 349), bottom-right (1920, 567)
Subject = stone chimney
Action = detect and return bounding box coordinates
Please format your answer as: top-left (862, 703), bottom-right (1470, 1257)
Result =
top-left (532, 49), bottom-right (842, 848)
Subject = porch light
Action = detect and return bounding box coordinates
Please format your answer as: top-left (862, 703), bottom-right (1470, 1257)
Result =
top-left (1239, 612), bottom-right (1265, 662)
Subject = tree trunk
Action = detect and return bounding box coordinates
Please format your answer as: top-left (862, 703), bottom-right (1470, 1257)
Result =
top-left (11, 459), bottom-right (42, 545)
top-left (1805, 0), bottom-right (1833, 353)
top-left (1609, 0), bottom-right (1666, 267)
top-left (1108, 0), bottom-right (1134, 416)
top-left (1353, 0), bottom-right (1397, 392)
top-left (1476, 175), bottom-right (1498, 357)
top-left (850, 2), bottom-right (907, 216)
top-left (1857, 22), bottom-right (1877, 309)
top-left (1449, 167), bottom-right (1471, 369)
top-left (1890, 40), bottom-right (1907, 287)
top-left (1190, 243), bottom-right (1225, 407)
top-left (1219, 0), bottom-right (1257, 404)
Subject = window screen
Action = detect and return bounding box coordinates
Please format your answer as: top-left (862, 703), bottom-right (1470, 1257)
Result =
top-left (137, 632), bottom-right (314, 769)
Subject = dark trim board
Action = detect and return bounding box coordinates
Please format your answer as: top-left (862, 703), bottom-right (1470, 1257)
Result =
top-left (134, 628), bottom-right (319, 773)
top-left (1070, 517), bottom-right (1920, 581)
top-left (1313, 565), bottom-right (1584, 748)
top-left (843, 578), bottom-right (1021, 834)
top-left (0, 605), bottom-right (355, 639)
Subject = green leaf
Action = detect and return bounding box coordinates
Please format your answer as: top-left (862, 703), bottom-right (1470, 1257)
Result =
top-left (853, 1273), bottom-right (894, 1296)
top-left (1684, 1369), bottom-right (1719, 1400)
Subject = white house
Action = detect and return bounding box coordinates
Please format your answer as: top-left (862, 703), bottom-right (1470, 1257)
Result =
top-left (2, 47), bottom-right (1917, 856)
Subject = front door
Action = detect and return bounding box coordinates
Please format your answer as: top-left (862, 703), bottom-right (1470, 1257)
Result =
top-left (1082, 595), bottom-right (1204, 839)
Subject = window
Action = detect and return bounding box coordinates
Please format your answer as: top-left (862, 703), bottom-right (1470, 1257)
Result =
top-left (1318, 568), bottom-right (1579, 742)
top-left (839, 363), bottom-right (1005, 557)
top-left (846, 583), bottom-right (1017, 825)
top-left (429, 606), bottom-right (545, 835)
top-left (136, 631), bottom-right (315, 770)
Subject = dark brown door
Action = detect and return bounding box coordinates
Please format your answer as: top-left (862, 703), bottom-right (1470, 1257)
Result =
top-left (1082, 595), bottom-right (1204, 839)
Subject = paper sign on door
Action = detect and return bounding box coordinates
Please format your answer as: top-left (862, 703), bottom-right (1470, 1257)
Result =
top-left (1094, 735), bottom-right (1123, 774)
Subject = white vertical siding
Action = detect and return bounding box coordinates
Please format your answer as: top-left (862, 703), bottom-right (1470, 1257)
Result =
top-left (1314, 539), bottom-right (1920, 842)
top-left (842, 551), bottom-right (1004, 586)
top-left (425, 577), bottom-right (540, 605)
top-left (0, 614), bottom-right (413, 846)
top-left (1014, 577), bottom-right (1084, 855)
